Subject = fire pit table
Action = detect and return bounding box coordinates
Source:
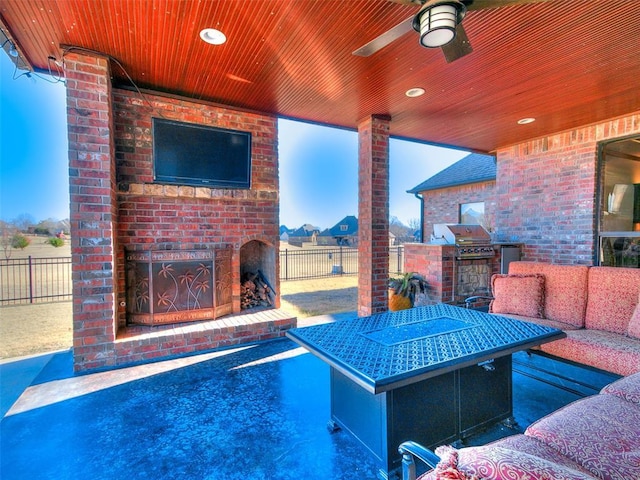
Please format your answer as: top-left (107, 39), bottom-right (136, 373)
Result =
top-left (286, 304), bottom-right (565, 480)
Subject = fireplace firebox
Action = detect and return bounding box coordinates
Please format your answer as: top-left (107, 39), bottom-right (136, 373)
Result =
top-left (239, 240), bottom-right (276, 310)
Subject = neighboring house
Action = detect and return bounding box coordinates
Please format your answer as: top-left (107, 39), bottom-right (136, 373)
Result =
top-left (317, 215), bottom-right (358, 246)
top-left (408, 153), bottom-right (497, 241)
top-left (279, 225), bottom-right (292, 242)
top-left (287, 224), bottom-right (320, 247)
top-left (388, 231), bottom-right (398, 247)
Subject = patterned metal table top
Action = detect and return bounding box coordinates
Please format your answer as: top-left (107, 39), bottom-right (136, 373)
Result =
top-left (286, 304), bottom-right (565, 393)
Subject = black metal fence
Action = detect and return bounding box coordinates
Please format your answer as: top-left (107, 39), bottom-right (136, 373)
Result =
top-left (279, 245), bottom-right (404, 281)
top-left (0, 247), bottom-right (404, 304)
top-left (0, 256), bottom-right (72, 305)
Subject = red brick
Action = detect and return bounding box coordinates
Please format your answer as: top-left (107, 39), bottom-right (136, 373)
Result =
top-left (68, 50), bottom-right (291, 372)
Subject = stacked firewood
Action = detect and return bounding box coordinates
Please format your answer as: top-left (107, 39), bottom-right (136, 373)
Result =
top-left (240, 271), bottom-right (274, 309)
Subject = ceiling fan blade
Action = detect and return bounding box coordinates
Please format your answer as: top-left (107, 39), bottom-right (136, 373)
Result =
top-left (352, 16), bottom-right (414, 57)
top-left (464, 0), bottom-right (552, 11)
top-left (441, 23), bottom-right (473, 63)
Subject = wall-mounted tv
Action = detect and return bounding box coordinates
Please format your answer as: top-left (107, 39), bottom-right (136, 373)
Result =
top-left (153, 118), bottom-right (252, 189)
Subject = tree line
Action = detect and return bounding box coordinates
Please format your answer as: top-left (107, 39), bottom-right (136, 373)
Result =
top-left (0, 214), bottom-right (70, 259)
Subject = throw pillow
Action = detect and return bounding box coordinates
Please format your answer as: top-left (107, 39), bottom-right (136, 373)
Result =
top-left (627, 292), bottom-right (640, 339)
top-left (490, 274), bottom-right (545, 318)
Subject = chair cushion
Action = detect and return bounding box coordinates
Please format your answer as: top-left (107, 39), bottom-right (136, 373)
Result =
top-left (601, 371), bottom-right (640, 405)
top-left (490, 313), bottom-right (581, 332)
top-left (489, 274), bottom-right (545, 318)
top-left (490, 435), bottom-right (594, 476)
top-left (628, 293), bottom-right (640, 339)
top-left (539, 329), bottom-right (640, 376)
top-left (585, 266), bottom-right (640, 333)
top-left (508, 262), bottom-right (589, 327)
top-left (525, 394), bottom-right (640, 480)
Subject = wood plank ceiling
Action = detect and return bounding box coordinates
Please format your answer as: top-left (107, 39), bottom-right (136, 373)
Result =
top-left (1, 0), bottom-right (639, 152)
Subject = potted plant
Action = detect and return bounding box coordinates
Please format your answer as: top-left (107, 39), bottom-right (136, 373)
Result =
top-left (388, 272), bottom-right (429, 311)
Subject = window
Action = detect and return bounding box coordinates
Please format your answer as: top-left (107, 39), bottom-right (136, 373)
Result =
top-left (340, 224), bottom-right (348, 231)
top-left (459, 202), bottom-right (485, 226)
top-left (598, 136), bottom-right (640, 268)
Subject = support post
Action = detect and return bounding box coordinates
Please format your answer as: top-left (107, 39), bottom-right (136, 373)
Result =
top-left (357, 115), bottom-right (391, 316)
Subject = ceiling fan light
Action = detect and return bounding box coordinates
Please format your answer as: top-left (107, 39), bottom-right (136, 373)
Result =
top-left (413, 1), bottom-right (466, 48)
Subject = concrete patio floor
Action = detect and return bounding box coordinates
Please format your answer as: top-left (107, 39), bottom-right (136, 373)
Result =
top-left (0, 312), bottom-right (619, 480)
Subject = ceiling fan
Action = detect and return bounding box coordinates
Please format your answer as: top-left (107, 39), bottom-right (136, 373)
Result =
top-left (353, 0), bottom-right (551, 63)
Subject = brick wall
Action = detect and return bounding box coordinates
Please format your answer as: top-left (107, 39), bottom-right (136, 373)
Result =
top-left (404, 243), bottom-right (455, 304)
top-left (66, 51), bottom-right (291, 372)
top-left (495, 114), bottom-right (640, 264)
top-left (422, 181), bottom-right (496, 240)
top-left (417, 114), bottom-right (640, 266)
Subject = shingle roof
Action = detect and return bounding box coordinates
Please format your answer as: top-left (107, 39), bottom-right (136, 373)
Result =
top-left (290, 224), bottom-right (319, 237)
top-left (327, 215), bottom-right (358, 236)
top-left (407, 153), bottom-right (496, 193)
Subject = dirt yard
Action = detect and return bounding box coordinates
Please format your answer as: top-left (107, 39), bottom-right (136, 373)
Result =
top-left (0, 301), bottom-right (73, 359)
top-left (0, 275), bottom-right (358, 359)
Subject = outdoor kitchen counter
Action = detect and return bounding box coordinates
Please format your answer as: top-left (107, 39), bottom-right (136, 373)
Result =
top-left (286, 304), bottom-right (565, 480)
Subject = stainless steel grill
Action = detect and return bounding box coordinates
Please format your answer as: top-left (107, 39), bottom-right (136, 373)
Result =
top-left (432, 224), bottom-right (495, 259)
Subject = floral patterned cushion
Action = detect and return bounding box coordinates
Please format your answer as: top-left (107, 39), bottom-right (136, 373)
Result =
top-left (419, 445), bottom-right (596, 480)
top-left (509, 262), bottom-right (589, 327)
top-left (600, 371), bottom-right (640, 405)
top-left (490, 435), bottom-right (595, 476)
top-left (540, 329), bottom-right (640, 376)
top-left (490, 313), bottom-right (581, 332)
top-left (585, 267), bottom-right (640, 334)
top-left (489, 274), bottom-right (545, 318)
top-left (627, 293), bottom-right (640, 339)
top-left (525, 394), bottom-right (640, 480)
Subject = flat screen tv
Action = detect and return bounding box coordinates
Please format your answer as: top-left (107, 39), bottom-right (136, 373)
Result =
top-left (153, 118), bottom-right (252, 189)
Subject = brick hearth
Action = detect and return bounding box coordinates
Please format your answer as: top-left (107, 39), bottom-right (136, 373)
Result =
top-left (115, 309), bottom-right (296, 367)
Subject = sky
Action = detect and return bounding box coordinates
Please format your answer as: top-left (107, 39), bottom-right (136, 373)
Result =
top-left (1, 53), bottom-right (69, 223)
top-left (0, 51), bottom-right (467, 229)
top-left (278, 120), bottom-right (466, 229)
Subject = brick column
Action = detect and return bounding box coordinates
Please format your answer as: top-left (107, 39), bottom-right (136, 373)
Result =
top-left (357, 115), bottom-right (391, 316)
top-left (65, 52), bottom-right (117, 371)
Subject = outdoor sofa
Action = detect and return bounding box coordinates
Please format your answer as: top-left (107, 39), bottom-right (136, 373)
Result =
top-left (469, 262), bottom-right (640, 376)
top-left (398, 370), bottom-right (640, 480)
top-left (396, 262), bottom-right (640, 480)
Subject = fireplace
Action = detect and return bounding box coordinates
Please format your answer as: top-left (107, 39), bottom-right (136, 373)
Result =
top-left (125, 239), bottom-right (280, 325)
top-left (125, 246), bottom-right (233, 326)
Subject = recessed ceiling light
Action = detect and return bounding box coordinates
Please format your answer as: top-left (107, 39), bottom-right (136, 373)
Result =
top-left (200, 28), bottom-right (226, 45)
top-left (406, 87), bottom-right (425, 98)
top-left (517, 117), bottom-right (536, 125)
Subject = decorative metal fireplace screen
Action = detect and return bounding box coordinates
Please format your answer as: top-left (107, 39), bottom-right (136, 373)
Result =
top-left (126, 248), bottom-right (232, 326)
